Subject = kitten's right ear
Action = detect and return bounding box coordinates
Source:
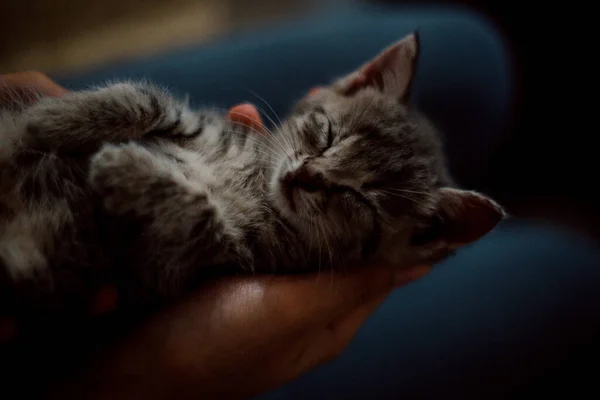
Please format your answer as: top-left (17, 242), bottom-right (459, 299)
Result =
top-left (412, 188), bottom-right (506, 248)
top-left (333, 32), bottom-right (420, 102)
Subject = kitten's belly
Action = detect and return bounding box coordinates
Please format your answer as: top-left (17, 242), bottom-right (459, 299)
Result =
top-left (209, 159), bottom-right (271, 229)
top-left (176, 130), bottom-right (271, 205)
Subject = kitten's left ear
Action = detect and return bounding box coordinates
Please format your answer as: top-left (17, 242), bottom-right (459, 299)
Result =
top-left (412, 188), bottom-right (506, 248)
top-left (334, 32), bottom-right (420, 102)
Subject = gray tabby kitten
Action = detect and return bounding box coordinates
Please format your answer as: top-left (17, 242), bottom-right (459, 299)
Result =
top-left (0, 33), bottom-right (504, 318)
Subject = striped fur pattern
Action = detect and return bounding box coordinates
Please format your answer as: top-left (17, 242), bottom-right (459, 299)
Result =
top-left (0, 34), bottom-right (504, 315)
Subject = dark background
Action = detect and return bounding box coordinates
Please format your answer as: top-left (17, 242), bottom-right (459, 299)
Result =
top-left (1, 0), bottom-right (597, 396)
top-left (394, 0), bottom-right (597, 240)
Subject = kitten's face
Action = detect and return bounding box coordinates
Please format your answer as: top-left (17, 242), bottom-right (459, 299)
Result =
top-left (271, 89), bottom-right (438, 252)
top-left (270, 33), bottom-right (504, 265)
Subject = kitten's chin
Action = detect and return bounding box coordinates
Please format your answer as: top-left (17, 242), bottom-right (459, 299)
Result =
top-left (269, 161), bottom-right (326, 224)
top-left (270, 182), bottom-right (302, 224)
top-left (270, 180), bottom-right (318, 226)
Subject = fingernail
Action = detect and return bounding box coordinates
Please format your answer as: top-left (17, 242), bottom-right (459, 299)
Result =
top-left (228, 103), bottom-right (266, 135)
top-left (394, 265), bottom-right (432, 286)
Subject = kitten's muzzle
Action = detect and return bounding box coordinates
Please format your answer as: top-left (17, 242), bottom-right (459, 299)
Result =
top-left (282, 164), bottom-right (327, 193)
top-left (281, 164), bottom-right (327, 211)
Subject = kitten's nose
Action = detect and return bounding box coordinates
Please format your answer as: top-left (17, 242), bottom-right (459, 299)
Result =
top-left (283, 164), bottom-right (324, 192)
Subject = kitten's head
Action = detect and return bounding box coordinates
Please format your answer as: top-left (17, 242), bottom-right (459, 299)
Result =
top-left (270, 33), bottom-right (504, 267)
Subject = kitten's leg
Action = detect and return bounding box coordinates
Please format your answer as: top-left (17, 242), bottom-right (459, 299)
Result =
top-left (89, 142), bottom-right (237, 295)
top-left (25, 82), bottom-right (209, 153)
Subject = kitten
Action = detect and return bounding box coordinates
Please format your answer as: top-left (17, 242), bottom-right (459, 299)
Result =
top-left (0, 33), bottom-right (504, 319)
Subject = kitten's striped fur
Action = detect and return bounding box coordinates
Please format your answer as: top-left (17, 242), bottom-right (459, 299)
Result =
top-left (0, 33), bottom-right (504, 318)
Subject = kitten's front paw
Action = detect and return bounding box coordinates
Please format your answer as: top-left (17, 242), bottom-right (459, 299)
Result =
top-left (89, 142), bottom-right (158, 214)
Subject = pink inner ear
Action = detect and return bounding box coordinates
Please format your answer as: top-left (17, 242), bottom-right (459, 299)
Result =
top-left (343, 72), bottom-right (370, 96)
top-left (360, 46), bottom-right (400, 91)
top-left (449, 203), bottom-right (503, 245)
top-left (440, 190), bottom-right (505, 246)
top-left (339, 33), bottom-right (419, 99)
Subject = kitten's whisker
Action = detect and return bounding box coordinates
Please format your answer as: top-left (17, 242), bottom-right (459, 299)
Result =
top-left (321, 216), bottom-right (338, 270)
top-left (271, 132), bottom-right (294, 162)
top-left (218, 123), bottom-right (274, 143)
top-left (301, 217), bottom-right (315, 273)
top-left (316, 216), bottom-right (334, 271)
top-left (223, 106), bottom-right (293, 161)
top-left (324, 211), bottom-right (342, 257)
top-left (244, 88), bottom-right (284, 128)
top-left (378, 187), bottom-right (431, 196)
top-left (262, 133), bottom-right (294, 162)
top-left (230, 120), bottom-right (293, 162)
top-left (248, 144), bottom-right (278, 158)
top-left (211, 108), bottom-right (275, 137)
top-left (222, 111), bottom-right (276, 136)
top-left (249, 150), bottom-right (280, 165)
top-left (376, 190), bottom-right (420, 204)
top-left (247, 141), bottom-right (281, 159)
top-left (235, 94), bottom-right (295, 161)
top-left (280, 126), bottom-right (298, 160)
top-left (269, 117), bottom-right (295, 158)
top-left (312, 217), bottom-right (323, 277)
top-left (215, 128), bottom-right (281, 162)
top-left (263, 122), bottom-right (295, 163)
top-left (244, 100), bottom-right (282, 138)
top-left (221, 117), bottom-right (291, 160)
top-left (377, 188), bottom-right (418, 198)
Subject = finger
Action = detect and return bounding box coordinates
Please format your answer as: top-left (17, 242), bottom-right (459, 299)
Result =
top-left (325, 266), bottom-right (431, 352)
top-left (263, 265), bottom-right (432, 328)
top-left (290, 293), bottom-right (389, 371)
top-left (308, 86), bottom-right (322, 96)
top-left (289, 266), bottom-right (431, 370)
top-left (155, 265), bottom-right (401, 350)
top-left (227, 103), bottom-right (266, 135)
top-left (1, 71), bottom-right (67, 97)
top-left (1, 71), bottom-right (67, 107)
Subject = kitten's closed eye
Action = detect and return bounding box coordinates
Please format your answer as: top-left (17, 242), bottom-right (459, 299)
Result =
top-left (310, 109), bottom-right (333, 150)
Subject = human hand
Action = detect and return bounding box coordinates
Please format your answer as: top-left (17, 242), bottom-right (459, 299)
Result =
top-left (0, 75), bottom-right (265, 342)
top-left (1, 75), bottom-right (432, 400)
top-left (70, 100), bottom-right (431, 399)
top-left (0, 72), bottom-right (70, 342)
top-left (0, 71), bottom-right (68, 105)
top-left (60, 265), bottom-right (430, 400)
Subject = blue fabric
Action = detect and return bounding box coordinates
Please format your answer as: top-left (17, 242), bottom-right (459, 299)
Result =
top-left (258, 220), bottom-right (600, 398)
top-left (54, 3), bottom-right (599, 398)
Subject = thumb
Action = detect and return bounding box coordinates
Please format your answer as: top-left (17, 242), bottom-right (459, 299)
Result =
top-left (266, 265), bottom-right (431, 328)
top-left (269, 266), bottom-right (431, 371)
top-left (324, 266), bottom-right (431, 351)
top-left (228, 103), bottom-right (266, 135)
